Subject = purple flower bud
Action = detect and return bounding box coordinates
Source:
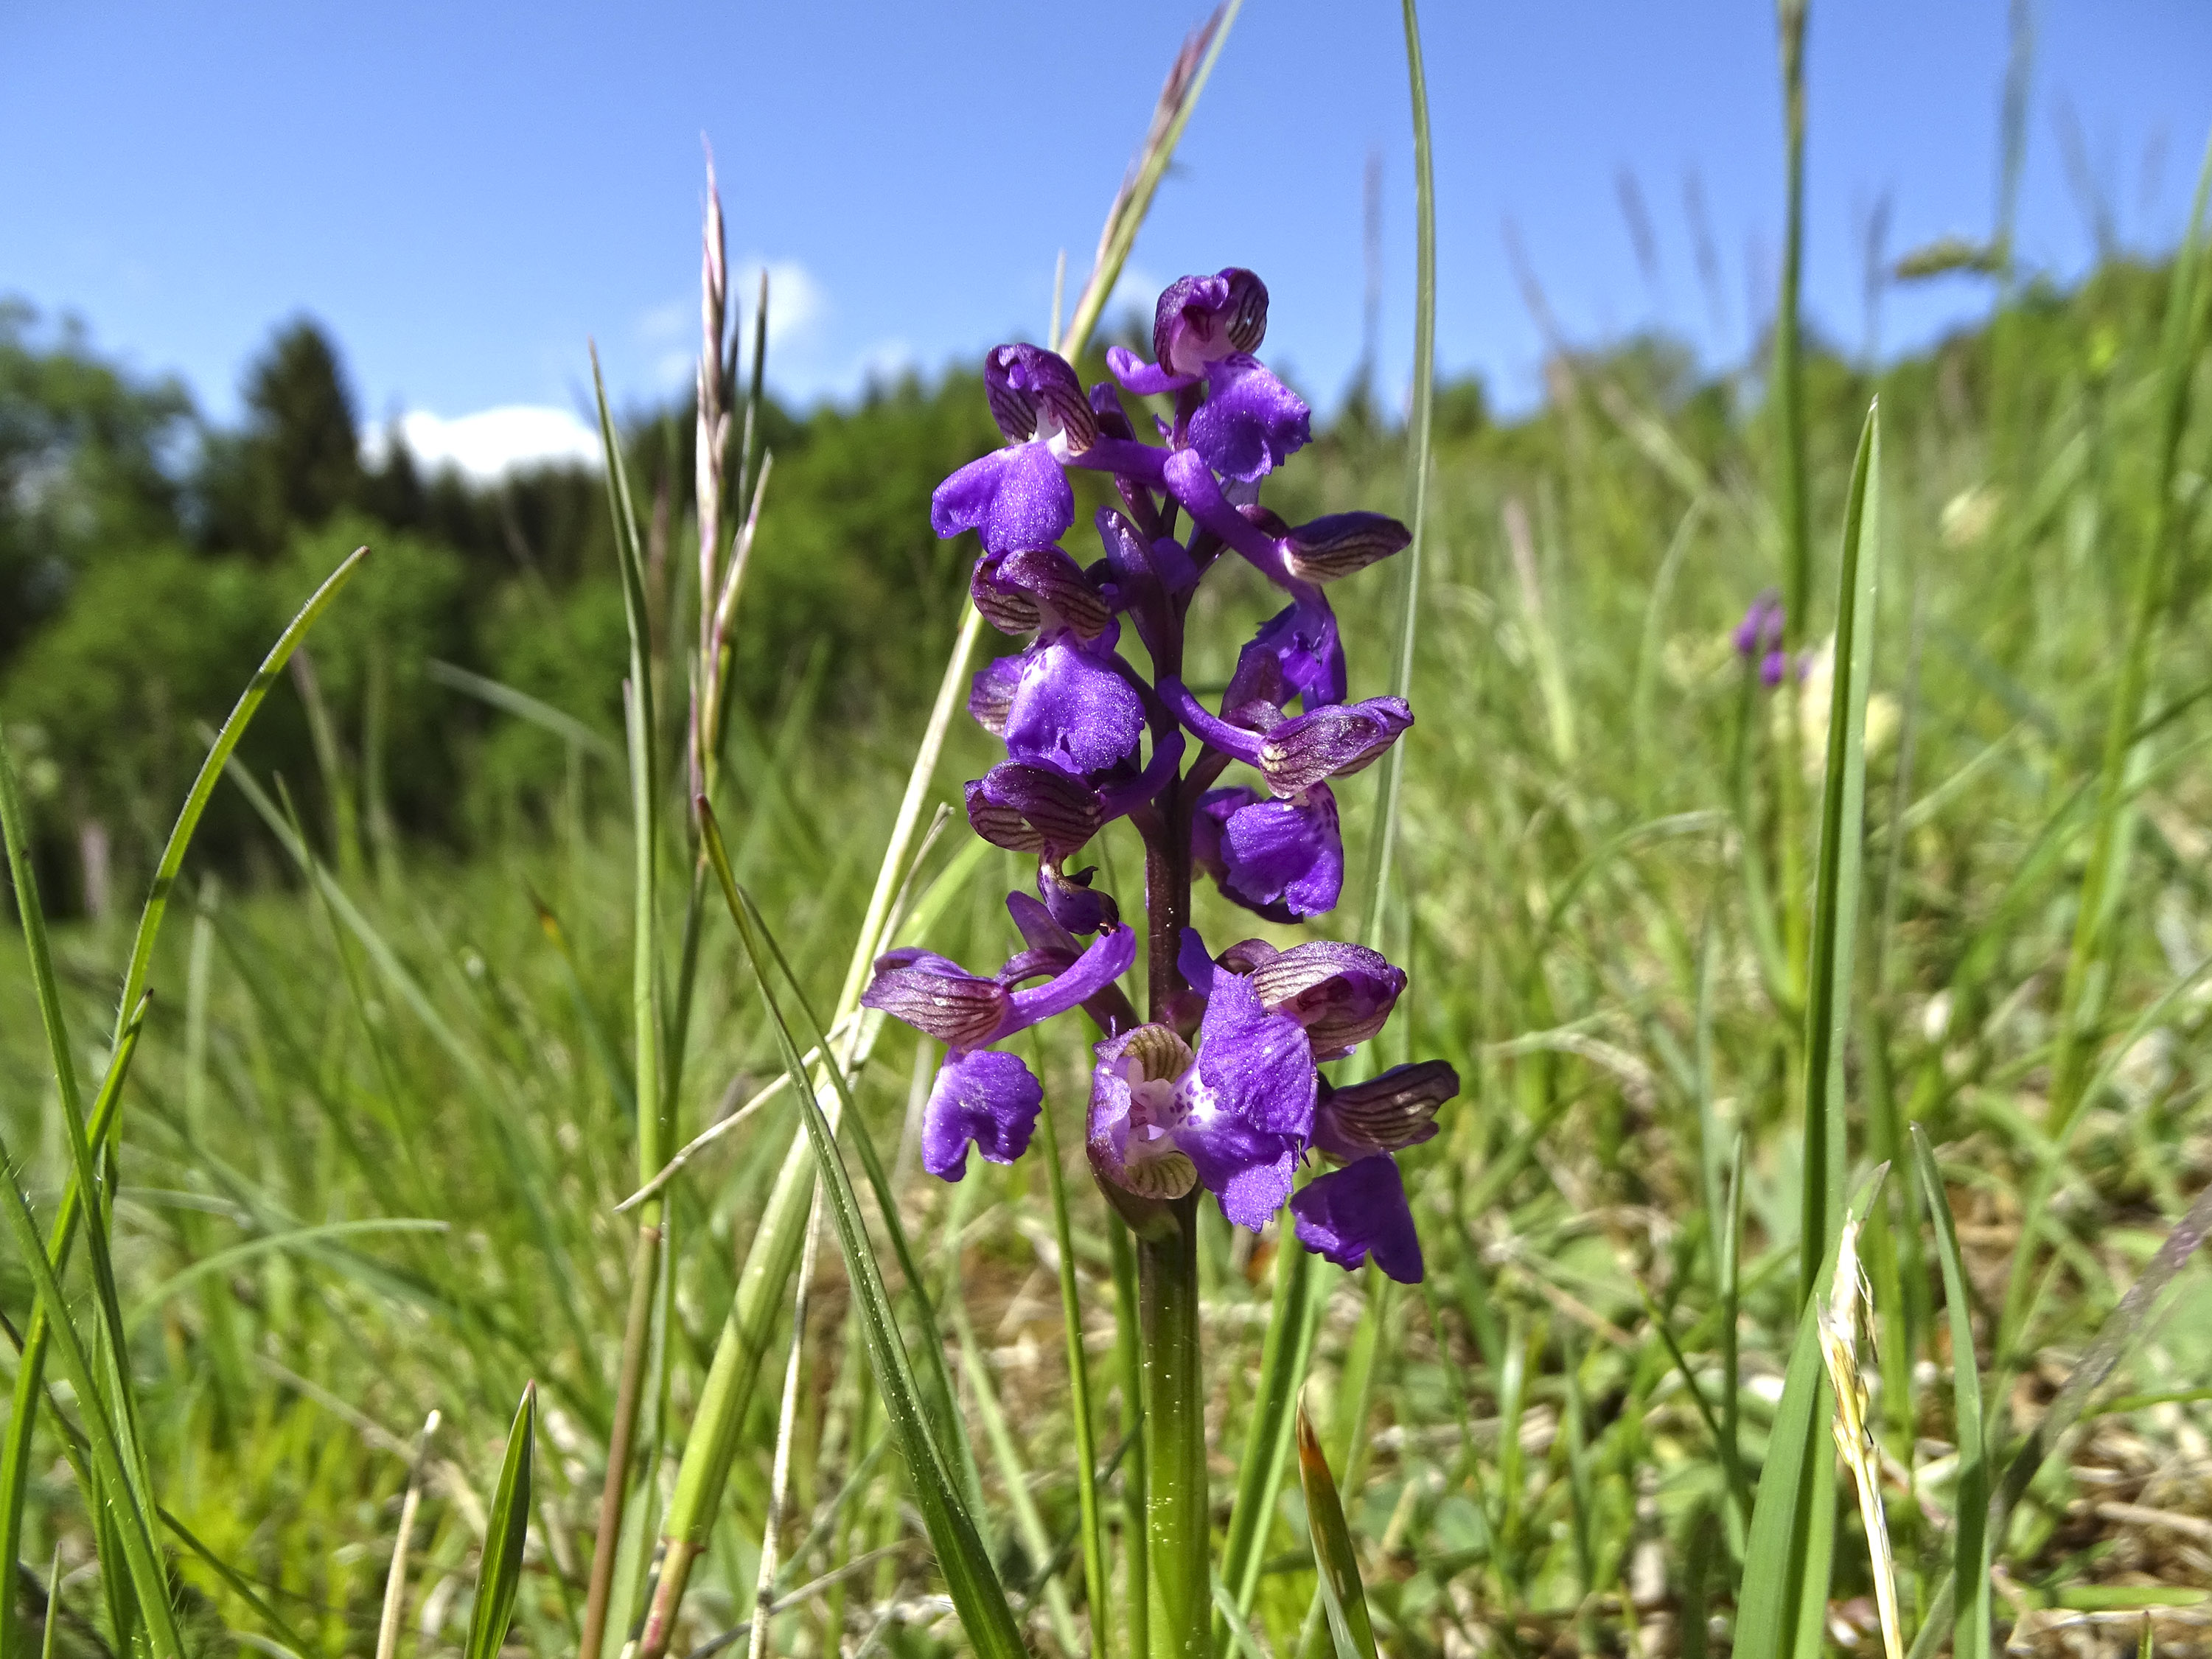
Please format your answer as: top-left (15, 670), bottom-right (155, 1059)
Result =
top-left (1760, 648), bottom-right (1796, 688)
top-left (971, 546), bottom-right (1112, 640)
top-left (1039, 860), bottom-right (1118, 935)
top-left (1088, 380), bottom-right (1137, 444)
top-left (1192, 784), bottom-right (1343, 921)
top-left (967, 654), bottom-right (1022, 737)
top-left (965, 761), bottom-right (1103, 858)
top-left (1311, 1061), bottom-right (1458, 1161)
top-left (861, 949), bottom-right (1011, 1049)
top-left (922, 1049), bottom-right (1044, 1180)
top-left (1246, 940), bottom-right (1406, 1059)
top-left (984, 343), bottom-right (1098, 453)
top-left (1281, 513), bottom-right (1412, 584)
top-left (1153, 269), bottom-right (1269, 375)
top-left (1291, 1155), bottom-right (1424, 1282)
top-left (1257, 697), bottom-right (1412, 797)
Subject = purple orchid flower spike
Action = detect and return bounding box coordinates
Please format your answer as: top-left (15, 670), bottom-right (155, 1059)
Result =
top-left (916, 265), bottom-right (1456, 1305)
top-left (1291, 1154), bottom-right (1424, 1283)
top-left (861, 909), bottom-right (1136, 1179)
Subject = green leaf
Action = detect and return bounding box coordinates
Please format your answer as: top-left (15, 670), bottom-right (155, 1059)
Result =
top-left (698, 804), bottom-right (1028, 1659)
top-left (1913, 1128), bottom-right (1990, 1659)
top-left (464, 1382), bottom-right (537, 1659)
top-left (1736, 1244), bottom-right (1841, 1659)
top-left (1296, 1400), bottom-right (1378, 1659)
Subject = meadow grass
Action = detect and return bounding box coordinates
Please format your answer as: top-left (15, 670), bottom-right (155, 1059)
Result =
top-left (4, 11), bottom-right (2212, 1659)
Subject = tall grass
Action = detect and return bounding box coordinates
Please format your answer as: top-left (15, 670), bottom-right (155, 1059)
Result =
top-left (5, 10), bottom-right (2212, 1659)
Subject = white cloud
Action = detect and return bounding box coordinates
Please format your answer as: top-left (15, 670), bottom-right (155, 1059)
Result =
top-left (369, 406), bottom-right (603, 482)
top-left (634, 256), bottom-right (828, 392)
top-left (732, 256), bottom-right (827, 350)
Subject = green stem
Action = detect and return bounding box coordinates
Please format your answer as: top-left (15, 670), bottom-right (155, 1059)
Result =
top-left (1140, 1202), bottom-right (1207, 1659)
top-left (1108, 1218), bottom-right (1150, 1659)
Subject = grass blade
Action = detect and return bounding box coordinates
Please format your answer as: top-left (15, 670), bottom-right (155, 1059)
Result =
top-left (1035, 1061), bottom-right (1112, 1659)
top-left (1798, 398), bottom-right (1881, 1310)
top-left (0, 1136), bottom-right (184, 1658)
top-left (699, 803), bottom-right (1028, 1659)
top-left (464, 1383), bottom-right (537, 1659)
top-left (1295, 1400), bottom-right (1378, 1659)
top-left (1740, 394), bottom-right (1880, 1659)
top-left (1912, 1128), bottom-right (1990, 1659)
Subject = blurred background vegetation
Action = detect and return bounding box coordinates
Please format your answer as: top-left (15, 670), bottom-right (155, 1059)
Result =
top-left (3, 236), bottom-right (2210, 1655)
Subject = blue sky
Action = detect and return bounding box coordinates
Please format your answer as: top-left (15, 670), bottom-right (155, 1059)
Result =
top-left (4, 3), bottom-right (2206, 472)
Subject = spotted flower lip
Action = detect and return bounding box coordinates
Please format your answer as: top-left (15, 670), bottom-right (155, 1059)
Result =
top-left (1001, 632), bottom-right (1146, 779)
top-left (1312, 1061), bottom-right (1459, 1161)
top-left (1192, 784), bottom-right (1343, 921)
top-left (1087, 971), bottom-right (1313, 1231)
top-left (932, 441), bottom-right (1074, 555)
top-left (1291, 1154), bottom-right (1423, 1282)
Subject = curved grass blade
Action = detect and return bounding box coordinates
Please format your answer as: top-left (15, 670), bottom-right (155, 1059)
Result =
top-left (125, 1218), bottom-right (449, 1333)
top-left (699, 805), bottom-right (1027, 1659)
top-left (1912, 1128), bottom-right (1989, 1659)
top-left (0, 1134), bottom-right (184, 1659)
top-left (1296, 1400), bottom-right (1378, 1659)
top-left (464, 1382), bottom-right (537, 1659)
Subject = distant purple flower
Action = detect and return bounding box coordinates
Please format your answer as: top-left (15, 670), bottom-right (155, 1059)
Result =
top-left (1735, 588), bottom-right (1796, 688)
top-left (1733, 589), bottom-right (1784, 657)
top-left (1291, 1154), bottom-right (1423, 1282)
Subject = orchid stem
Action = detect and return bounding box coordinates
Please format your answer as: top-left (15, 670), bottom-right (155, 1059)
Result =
top-left (1139, 1200), bottom-right (1207, 1659)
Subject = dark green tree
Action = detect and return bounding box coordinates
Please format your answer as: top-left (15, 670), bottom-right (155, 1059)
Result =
top-left (200, 316), bottom-right (362, 554)
top-left (0, 301), bottom-right (193, 664)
